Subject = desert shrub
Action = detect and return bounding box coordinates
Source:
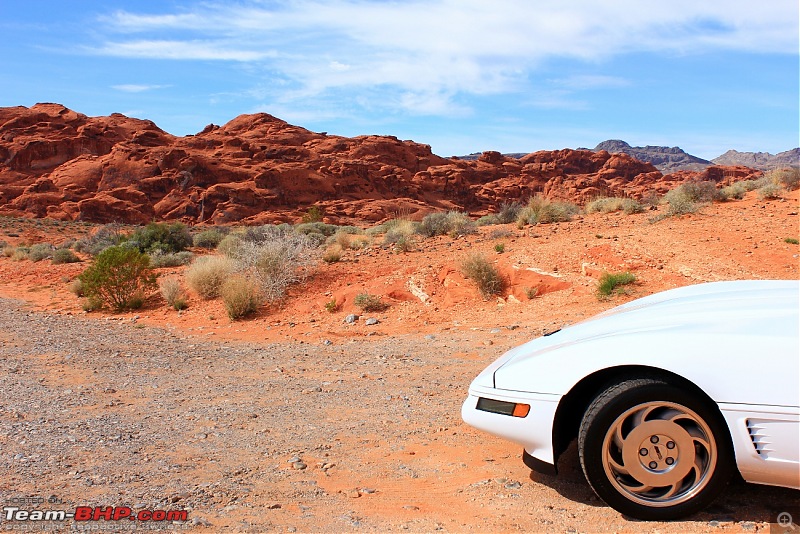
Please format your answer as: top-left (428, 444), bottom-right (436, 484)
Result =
top-left (516, 196), bottom-right (580, 227)
top-left (418, 211), bottom-right (476, 238)
top-left (193, 228), bottom-right (227, 249)
top-left (57, 238), bottom-right (77, 250)
top-left (220, 275), bottom-right (261, 320)
top-left (461, 253), bottom-right (506, 299)
top-left (10, 246), bottom-right (29, 261)
top-left (217, 234), bottom-right (244, 257)
top-left (476, 214), bottom-right (501, 226)
top-left (720, 182), bottom-right (747, 200)
top-left (494, 243), bottom-right (505, 253)
top-left (784, 237), bottom-right (799, 245)
top-left (383, 219), bottom-right (418, 246)
top-left (185, 255), bottom-right (234, 299)
top-left (758, 183), bottom-right (783, 200)
top-left (524, 286), bottom-right (538, 299)
top-left (159, 277), bottom-right (188, 310)
top-left (242, 224), bottom-right (293, 244)
top-left (0, 240), bottom-right (6, 249)
top-left (322, 244), bottom-right (343, 263)
top-left (228, 233), bottom-right (315, 303)
top-left (295, 221), bottom-right (339, 238)
top-left (349, 235), bottom-right (372, 249)
top-left (74, 223), bottom-right (127, 256)
top-left (28, 243), bottom-right (54, 262)
top-left (586, 197), bottom-right (643, 214)
top-left (770, 167), bottom-right (800, 191)
top-left (130, 222), bottom-right (192, 254)
top-left (68, 278), bottom-right (83, 297)
top-left (354, 293), bottom-right (389, 312)
top-left (597, 271), bottom-right (636, 298)
top-left (331, 230), bottom-right (352, 249)
top-left (392, 235), bottom-right (416, 253)
top-left (489, 228), bottom-right (513, 239)
top-left (301, 205), bottom-right (325, 223)
top-left (498, 201), bottom-right (523, 224)
top-left (149, 250), bottom-right (194, 268)
top-left (52, 248), bottom-right (81, 264)
top-left (78, 246), bottom-right (156, 311)
top-left (324, 298), bottom-right (339, 313)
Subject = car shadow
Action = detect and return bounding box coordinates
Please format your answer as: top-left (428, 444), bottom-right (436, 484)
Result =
top-left (529, 439), bottom-right (800, 525)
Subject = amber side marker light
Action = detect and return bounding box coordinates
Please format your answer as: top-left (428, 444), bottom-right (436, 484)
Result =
top-left (476, 398), bottom-right (530, 418)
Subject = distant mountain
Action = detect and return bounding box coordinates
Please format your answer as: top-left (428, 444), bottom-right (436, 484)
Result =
top-left (712, 149), bottom-right (799, 171)
top-left (592, 140), bottom-right (711, 173)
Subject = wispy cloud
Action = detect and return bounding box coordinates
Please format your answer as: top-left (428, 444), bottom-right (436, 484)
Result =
top-left (85, 1), bottom-right (798, 116)
top-left (111, 84), bottom-right (171, 93)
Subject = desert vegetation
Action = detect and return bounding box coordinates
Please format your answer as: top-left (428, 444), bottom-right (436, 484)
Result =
top-left (597, 271), bottom-right (637, 298)
top-left (461, 253), bottom-right (506, 299)
top-left (78, 246), bottom-right (156, 311)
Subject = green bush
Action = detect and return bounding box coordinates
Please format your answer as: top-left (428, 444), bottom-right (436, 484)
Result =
top-left (28, 243), bottom-right (54, 262)
top-left (516, 196), bottom-right (580, 227)
top-left (418, 211), bottom-right (476, 238)
top-left (130, 222), bottom-right (192, 254)
top-left (597, 271), bottom-right (636, 298)
top-left (185, 256), bottom-right (234, 299)
top-left (720, 182), bottom-right (747, 200)
top-left (476, 214), bottom-right (501, 226)
top-left (784, 237), bottom-right (799, 245)
top-left (461, 253), bottom-right (506, 299)
top-left (193, 228), bottom-right (227, 249)
top-left (52, 248), bottom-right (81, 264)
top-left (354, 293), bottom-right (389, 312)
top-left (301, 205), bottom-right (325, 223)
top-left (494, 243), bottom-right (505, 253)
top-left (159, 277), bottom-right (188, 310)
top-left (221, 275), bottom-right (261, 320)
top-left (78, 246), bottom-right (157, 311)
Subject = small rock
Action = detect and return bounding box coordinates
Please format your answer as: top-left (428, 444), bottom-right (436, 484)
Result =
top-left (424, 334), bottom-right (436, 341)
top-left (402, 505), bottom-right (420, 511)
top-left (344, 314), bottom-right (359, 324)
top-left (504, 481), bottom-right (521, 489)
top-left (739, 522), bottom-right (755, 531)
top-left (346, 489), bottom-right (360, 498)
top-left (322, 339), bottom-right (332, 346)
top-left (361, 488), bottom-right (376, 494)
top-left (267, 503), bottom-right (282, 509)
top-left (365, 318), bottom-right (379, 326)
top-left (292, 462), bottom-right (307, 470)
top-left (288, 456), bottom-right (301, 463)
top-left (190, 517), bottom-right (212, 527)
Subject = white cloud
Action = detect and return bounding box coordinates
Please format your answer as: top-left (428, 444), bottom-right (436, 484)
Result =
top-left (88, 1), bottom-right (798, 115)
top-left (112, 84), bottom-right (170, 93)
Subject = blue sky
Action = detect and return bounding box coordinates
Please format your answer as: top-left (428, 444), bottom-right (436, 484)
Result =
top-left (1, 1), bottom-right (797, 160)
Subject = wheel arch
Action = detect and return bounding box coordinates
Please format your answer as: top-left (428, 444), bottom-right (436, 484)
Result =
top-left (550, 365), bottom-right (732, 470)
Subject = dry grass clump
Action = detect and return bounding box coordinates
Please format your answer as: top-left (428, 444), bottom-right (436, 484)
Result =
top-left (28, 243), bottom-right (54, 262)
top-left (354, 293), bottom-right (389, 312)
top-left (461, 253), bottom-right (506, 299)
top-left (185, 256), bottom-right (234, 299)
top-left (322, 244), bottom-right (343, 263)
top-left (586, 197), bottom-right (644, 215)
top-left (228, 234), bottom-right (315, 303)
top-left (771, 167), bottom-right (799, 191)
top-left (516, 196), bottom-right (580, 227)
top-left (159, 277), bottom-right (188, 310)
top-left (52, 248), bottom-right (81, 264)
top-left (418, 211), bottom-right (476, 238)
top-left (220, 275), bottom-right (261, 320)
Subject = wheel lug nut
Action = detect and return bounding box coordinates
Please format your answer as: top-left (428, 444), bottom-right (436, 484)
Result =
top-left (650, 436), bottom-right (659, 444)
top-left (649, 461), bottom-right (658, 469)
top-left (639, 448), bottom-right (648, 456)
top-left (666, 441), bottom-right (675, 449)
top-left (666, 457), bottom-right (675, 465)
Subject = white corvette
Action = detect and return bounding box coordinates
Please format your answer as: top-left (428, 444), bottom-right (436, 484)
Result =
top-left (462, 280), bottom-right (799, 520)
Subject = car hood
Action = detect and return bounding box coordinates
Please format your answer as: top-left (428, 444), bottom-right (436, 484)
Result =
top-left (475, 280), bottom-right (799, 405)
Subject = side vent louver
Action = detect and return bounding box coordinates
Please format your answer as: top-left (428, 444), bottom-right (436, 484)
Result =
top-left (746, 419), bottom-right (774, 458)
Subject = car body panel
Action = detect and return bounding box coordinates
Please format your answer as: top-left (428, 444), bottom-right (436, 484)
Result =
top-left (462, 280), bottom-right (800, 491)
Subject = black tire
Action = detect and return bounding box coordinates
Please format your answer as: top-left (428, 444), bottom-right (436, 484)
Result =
top-left (578, 377), bottom-right (734, 520)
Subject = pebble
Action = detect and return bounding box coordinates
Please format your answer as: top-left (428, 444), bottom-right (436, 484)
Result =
top-left (365, 318), bottom-right (379, 325)
top-left (344, 314), bottom-right (359, 323)
top-left (292, 462), bottom-right (307, 470)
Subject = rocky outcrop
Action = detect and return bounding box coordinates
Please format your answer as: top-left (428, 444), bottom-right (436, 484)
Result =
top-left (593, 140), bottom-right (712, 172)
top-left (0, 104), bottom-right (764, 225)
top-left (712, 149), bottom-right (799, 171)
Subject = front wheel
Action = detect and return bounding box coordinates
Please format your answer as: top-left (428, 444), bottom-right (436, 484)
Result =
top-left (578, 377), bottom-right (734, 520)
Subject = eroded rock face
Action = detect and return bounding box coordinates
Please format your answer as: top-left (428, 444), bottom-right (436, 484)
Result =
top-left (0, 104), bottom-right (763, 225)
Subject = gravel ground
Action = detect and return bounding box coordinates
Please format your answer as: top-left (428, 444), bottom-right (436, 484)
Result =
top-left (1, 297), bottom-right (798, 532)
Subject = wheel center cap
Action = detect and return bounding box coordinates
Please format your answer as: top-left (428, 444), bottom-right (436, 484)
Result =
top-left (637, 433), bottom-right (678, 472)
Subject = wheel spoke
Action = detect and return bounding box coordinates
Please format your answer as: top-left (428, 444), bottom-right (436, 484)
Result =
top-left (608, 456), bottom-right (630, 476)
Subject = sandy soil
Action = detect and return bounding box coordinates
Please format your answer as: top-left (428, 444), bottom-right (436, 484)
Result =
top-left (0, 190), bottom-right (798, 532)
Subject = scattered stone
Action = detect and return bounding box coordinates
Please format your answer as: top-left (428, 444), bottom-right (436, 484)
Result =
top-left (361, 488), bottom-right (376, 494)
top-left (267, 503), bottom-right (282, 509)
top-left (346, 489), bottom-right (360, 498)
top-left (323, 339), bottom-right (332, 346)
top-left (365, 318), bottom-right (379, 326)
top-left (292, 461), bottom-right (307, 470)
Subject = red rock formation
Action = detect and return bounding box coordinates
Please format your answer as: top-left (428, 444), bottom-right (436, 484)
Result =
top-left (0, 104), bottom-right (763, 225)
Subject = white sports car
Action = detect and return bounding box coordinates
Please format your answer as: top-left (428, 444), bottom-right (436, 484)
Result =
top-left (462, 280), bottom-right (799, 520)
